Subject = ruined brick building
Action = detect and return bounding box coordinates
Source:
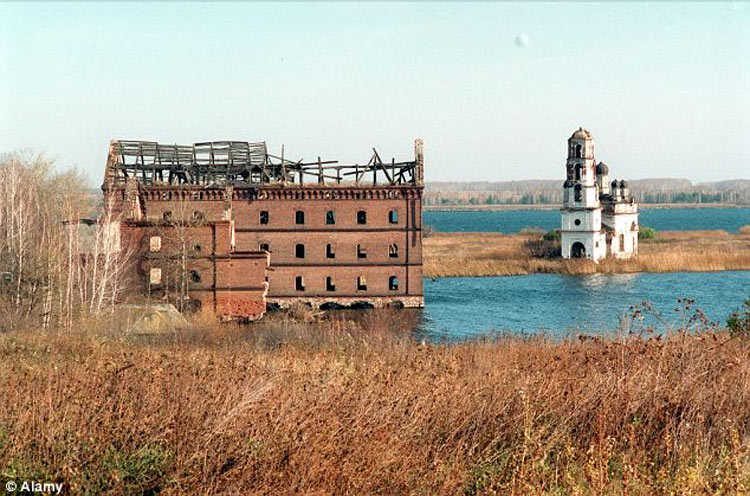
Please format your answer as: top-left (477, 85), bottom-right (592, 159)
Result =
top-left (103, 139), bottom-right (424, 319)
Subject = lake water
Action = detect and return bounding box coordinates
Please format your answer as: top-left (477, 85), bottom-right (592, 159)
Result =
top-left (417, 271), bottom-right (750, 340)
top-left (424, 207), bottom-right (750, 233)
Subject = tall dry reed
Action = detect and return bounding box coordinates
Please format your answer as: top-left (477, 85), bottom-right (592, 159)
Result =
top-left (424, 230), bottom-right (750, 278)
top-left (1, 314), bottom-right (749, 494)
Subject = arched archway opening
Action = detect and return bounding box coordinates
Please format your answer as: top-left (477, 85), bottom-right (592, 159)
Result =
top-left (575, 145), bottom-right (582, 158)
top-left (571, 242), bottom-right (586, 258)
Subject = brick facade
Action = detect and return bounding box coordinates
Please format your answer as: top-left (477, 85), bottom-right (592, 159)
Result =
top-left (120, 220), bottom-right (270, 319)
top-left (103, 139), bottom-right (424, 317)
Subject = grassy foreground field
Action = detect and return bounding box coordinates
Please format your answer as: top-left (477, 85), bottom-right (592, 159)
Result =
top-left (424, 229), bottom-right (750, 278)
top-left (1, 314), bottom-right (749, 495)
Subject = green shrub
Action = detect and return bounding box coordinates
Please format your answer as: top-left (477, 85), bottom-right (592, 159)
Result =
top-left (78, 445), bottom-right (172, 495)
top-left (525, 230), bottom-right (561, 259)
top-left (639, 226), bottom-right (657, 240)
top-left (727, 299), bottom-right (750, 338)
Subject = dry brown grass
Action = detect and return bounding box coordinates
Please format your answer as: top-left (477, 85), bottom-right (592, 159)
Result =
top-left (424, 230), bottom-right (750, 278)
top-left (1, 316), bottom-right (750, 495)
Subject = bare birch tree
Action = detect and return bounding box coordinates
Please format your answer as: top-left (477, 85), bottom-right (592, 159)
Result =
top-left (0, 151), bottom-right (134, 330)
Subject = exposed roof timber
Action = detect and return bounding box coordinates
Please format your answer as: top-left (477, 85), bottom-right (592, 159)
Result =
top-left (105, 139), bottom-right (421, 188)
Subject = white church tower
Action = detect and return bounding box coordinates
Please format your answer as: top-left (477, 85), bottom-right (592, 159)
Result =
top-left (561, 128), bottom-right (607, 261)
top-left (561, 127), bottom-right (639, 261)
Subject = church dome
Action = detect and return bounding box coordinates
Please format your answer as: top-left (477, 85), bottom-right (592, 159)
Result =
top-left (611, 180), bottom-right (619, 188)
top-left (570, 127), bottom-right (592, 140)
top-left (620, 180), bottom-right (629, 188)
top-left (596, 162), bottom-right (609, 175)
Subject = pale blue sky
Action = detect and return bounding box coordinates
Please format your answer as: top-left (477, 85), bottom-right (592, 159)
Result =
top-left (1, 2), bottom-right (748, 184)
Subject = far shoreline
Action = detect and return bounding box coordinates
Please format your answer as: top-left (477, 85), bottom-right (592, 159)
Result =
top-left (424, 202), bottom-right (750, 212)
top-left (423, 230), bottom-right (750, 279)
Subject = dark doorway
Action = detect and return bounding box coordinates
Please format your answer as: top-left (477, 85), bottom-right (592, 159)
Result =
top-left (571, 242), bottom-right (586, 258)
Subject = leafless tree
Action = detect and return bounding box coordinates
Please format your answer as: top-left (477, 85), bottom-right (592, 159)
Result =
top-left (0, 152), bottom-right (134, 330)
top-left (151, 192), bottom-right (206, 312)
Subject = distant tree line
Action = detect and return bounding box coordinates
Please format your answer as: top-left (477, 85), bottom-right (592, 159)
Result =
top-left (425, 180), bottom-right (750, 206)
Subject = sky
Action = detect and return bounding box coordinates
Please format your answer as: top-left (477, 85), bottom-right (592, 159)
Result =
top-left (1, 2), bottom-right (748, 185)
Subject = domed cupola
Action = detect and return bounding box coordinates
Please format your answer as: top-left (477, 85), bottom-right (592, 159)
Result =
top-left (595, 162), bottom-right (611, 195)
top-left (570, 127), bottom-right (592, 140)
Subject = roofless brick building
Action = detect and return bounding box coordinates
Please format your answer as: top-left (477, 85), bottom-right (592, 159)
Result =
top-left (103, 139), bottom-right (425, 319)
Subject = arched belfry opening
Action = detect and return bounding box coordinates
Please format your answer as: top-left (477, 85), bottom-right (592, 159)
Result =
top-left (571, 242), bottom-right (586, 258)
top-left (574, 184), bottom-right (582, 202)
top-left (575, 144), bottom-right (582, 158)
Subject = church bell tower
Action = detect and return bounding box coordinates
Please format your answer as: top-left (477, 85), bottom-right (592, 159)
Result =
top-left (561, 127), bottom-right (606, 261)
top-left (564, 127), bottom-right (599, 208)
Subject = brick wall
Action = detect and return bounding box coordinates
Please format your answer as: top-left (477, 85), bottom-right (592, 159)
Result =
top-left (120, 220), bottom-right (269, 319)
top-left (108, 183), bottom-right (423, 309)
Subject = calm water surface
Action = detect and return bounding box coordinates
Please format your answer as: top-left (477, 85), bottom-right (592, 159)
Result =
top-left (424, 208), bottom-right (750, 233)
top-left (418, 271), bottom-right (750, 340)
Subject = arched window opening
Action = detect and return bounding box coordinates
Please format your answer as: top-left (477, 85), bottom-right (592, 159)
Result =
top-left (619, 234), bottom-right (626, 251)
top-left (389, 244), bottom-right (399, 258)
top-left (326, 276), bottom-right (336, 292)
top-left (357, 210), bottom-right (367, 224)
top-left (193, 211), bottom-right (204, 221)
top-left (326, 210), bottom-right (336, 225)
top-left (259, 243), bottom-right (269, 252)
top-left (357, 276), bottom-right (367, 291)
top-left (574, 164), bottom-right (582, 181)
top-left (388, 276), bottom-right (399, 291)
top-left (259, 211), bottom-right (269, 225)
top-left (575, 144), bottom-right (582, 158)
top-left (189, 270), bottom-right (201, 283)
top-left (295, 211), bottom-right (305, 225)
top-left (326, 244), bottom-right (335, 259)
top-left (389, 210), bottom-right (399, 224)
top-left (295, 276), bottom-right (305, 291)
top-left (574, 184), bottom-right (582, 202)
top-left (162, 210), bottom-right (173, 221)
top-left (357, 244), bottom-right (367, 259)
top-left (295, 244), bottom-right (305, 258)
